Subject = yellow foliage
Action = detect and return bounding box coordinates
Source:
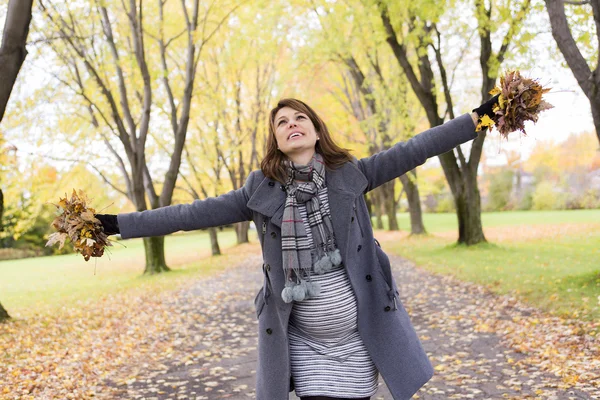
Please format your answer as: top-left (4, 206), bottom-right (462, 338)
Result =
top-left (476, 114), bottom-right (495, 132)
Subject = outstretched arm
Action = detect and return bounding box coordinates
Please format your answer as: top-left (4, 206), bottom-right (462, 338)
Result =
top-left (110, 172), bottom-right (257, 239)
top-left (357, 113), bottom-right (478, 193)
top-left (357, 94), bottom-right (499, 193)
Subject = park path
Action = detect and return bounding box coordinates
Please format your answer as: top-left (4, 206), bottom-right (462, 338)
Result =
top-left (105, 252), bottom-right (598, 400)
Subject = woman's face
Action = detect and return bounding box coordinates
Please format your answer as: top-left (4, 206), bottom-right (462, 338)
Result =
top-left (273, 106), bottom-right (319, 163)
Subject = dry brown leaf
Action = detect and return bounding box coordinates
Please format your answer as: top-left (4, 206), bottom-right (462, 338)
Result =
top-left (487, 70), bottom-right (554, 138)
top-left (45, 189), bottom-right (111, 261)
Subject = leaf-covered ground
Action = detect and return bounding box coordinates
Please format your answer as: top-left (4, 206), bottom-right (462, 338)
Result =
top-left (1, 247), bottom-right (598, 399)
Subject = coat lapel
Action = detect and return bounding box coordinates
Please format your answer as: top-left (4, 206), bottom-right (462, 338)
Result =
top-left (247, 177), bottom-right (286, 227)
top-left (246, 161), bottom-right (368, 255)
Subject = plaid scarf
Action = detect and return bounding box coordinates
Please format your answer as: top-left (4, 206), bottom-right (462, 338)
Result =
top-left (280, 153), bottom-right (342, 303)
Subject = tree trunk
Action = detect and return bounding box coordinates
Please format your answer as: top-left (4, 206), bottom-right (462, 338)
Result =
top-left (0, 187), bottom-right (4, 231)
top-left (235, 221), bottom-right (249, 244)
top-left (377, 1), bottom-right (509, 246)
top-left (0, 0), bottom-right (33, 122)
top-left (0, 301), bottom-right (10, 322)
top-left (208, 227), bottom-right (221, 256)
top-left (591, 97), bottom-right (600, 146)
top-left (464, 168), bottom-right (486, 244)
top-left (380, 180), bottom-right (399, 231)
top-left (371, 189), bottom-right (384, 230)
top-left (443, 160), bottom-right (487, 245)
top-left (399, 172), bottom-right (427, 235)
top-left (143, 236), bottom-right (170, 274)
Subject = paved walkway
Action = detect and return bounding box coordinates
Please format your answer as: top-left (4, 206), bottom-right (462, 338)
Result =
top-left (106, 253), bottom-right (597, 399)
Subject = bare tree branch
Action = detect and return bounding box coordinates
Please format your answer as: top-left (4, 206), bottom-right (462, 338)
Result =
top-left (98, 3), bottom-right (137, 135)
top-left (430, 23), bottom-right (454, 120)
top-left (25, 151), bottom-right (128, 196)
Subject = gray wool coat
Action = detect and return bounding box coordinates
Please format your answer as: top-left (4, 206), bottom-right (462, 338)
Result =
top-left (117, 113), bottom-right (478, 400)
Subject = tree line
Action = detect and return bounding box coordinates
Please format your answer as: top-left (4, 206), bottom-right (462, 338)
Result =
top-left (1, 0), bottom-right (599, 321)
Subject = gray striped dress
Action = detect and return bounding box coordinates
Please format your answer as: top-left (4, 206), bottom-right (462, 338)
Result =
top-left (288, 190), bottom-right (379, 398)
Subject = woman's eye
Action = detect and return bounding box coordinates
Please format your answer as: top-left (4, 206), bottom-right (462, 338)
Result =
top-left (278, 120), bottom-right (286, 126)
top-left (297, 115), bottom-right (305, 120)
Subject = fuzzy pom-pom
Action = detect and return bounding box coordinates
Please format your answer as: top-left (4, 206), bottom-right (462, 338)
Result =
top-left (305, 281), bottom-right (321, 297)
top-left (292, 284), bottom-right (307, 301)
top-left (281, 286), bottom-right (294, 303)
top-left (328, 249), bottom-right (342, 266)
top-left (313, 255), bottom-right (333, 274)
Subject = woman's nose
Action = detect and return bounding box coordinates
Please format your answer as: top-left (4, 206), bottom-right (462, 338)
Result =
top-left (288, 121), bottom-right (297, 128)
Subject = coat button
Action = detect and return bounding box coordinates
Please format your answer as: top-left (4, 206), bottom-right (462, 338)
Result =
top-left (357, 245), bottom-right (362, 252)
top-left (280, 185), bottom-right (286, 191)
top-left (271, 232), bottom-right (277, 238)
top-left (268, 181), bottom-right (275, 187)
top-left (351, 216), bottom-right (355, 222)
top-left (366, 275), bottom-right (372, 282)
top-left (266, 328), bottom-right (273, 335)
top-left (384, 306), bottom-right (391, 312)
top-left (265, 264), bottom-right (270, 272)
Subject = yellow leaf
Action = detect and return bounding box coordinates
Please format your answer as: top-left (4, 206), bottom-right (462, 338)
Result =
top-left (476, 114), bottom-right (495, 131)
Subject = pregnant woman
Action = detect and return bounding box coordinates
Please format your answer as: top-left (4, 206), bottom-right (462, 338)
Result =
top-left (96, 96), bottom-right (498, 400)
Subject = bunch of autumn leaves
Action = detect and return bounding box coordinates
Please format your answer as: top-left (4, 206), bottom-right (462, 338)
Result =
top-left (46, 190), bottom-right (111, 261)
top-left (477, 70), bottom-right (553, 137)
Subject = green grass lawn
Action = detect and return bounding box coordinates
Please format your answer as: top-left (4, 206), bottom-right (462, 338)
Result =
top-left (374, 209), bottom-right (600, 232)
top-left (2, 210), bottom-right (599, 323)
top-left (0, 229), bottom-right (256, 317)
top-left (378, 209), bottom-right (600, 322)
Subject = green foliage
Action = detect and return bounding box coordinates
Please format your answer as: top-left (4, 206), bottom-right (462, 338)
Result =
top-left (0, 200), bottom-right (74, 257)
top-left (436, 195), bottom-right (456, 213)
top-left (0, 248), bottom-right (43, 261)
top-left (516, 187), bottom-right (534, 210)
top-left (486, 170), bottom-right (514, 211)
top-left (580, 189), bottom-right (600, 209)
top-left (531, 181), bottom-right (567, 210)
top-left (563, 2), bottom-right (598, 66)
top-left (0, 192), bottom-right (37, 244)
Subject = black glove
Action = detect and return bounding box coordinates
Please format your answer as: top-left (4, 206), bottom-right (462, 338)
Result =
top-left (472, 94), bottom-right (500, 120)
top-left (95, 214), bottom-right (120, 235)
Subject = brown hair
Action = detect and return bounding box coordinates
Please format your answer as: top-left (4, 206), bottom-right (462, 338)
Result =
top-left (261, 98), bottom-right (354, 184)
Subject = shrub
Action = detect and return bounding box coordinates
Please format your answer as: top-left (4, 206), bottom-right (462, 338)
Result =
top-left (436, 196), bottom-right (456, 213)
top-left (516, 188), bottom-right (533, 210)
top-left (580, 189), bottom-right (600, 209)
top-left (486, 170), bottom-right (514, 211)
top-left (532, 181), bottom-right (567, 210)
top-left (0, 248), bottom-right (43, 261)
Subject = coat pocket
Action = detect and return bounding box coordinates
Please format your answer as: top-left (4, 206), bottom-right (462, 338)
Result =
top-left (254, 287), bottom-right (266, 318)
top-left (374, 242), bottom-right (400, 310)
top-left (375, 244), bottom-right (393, 289)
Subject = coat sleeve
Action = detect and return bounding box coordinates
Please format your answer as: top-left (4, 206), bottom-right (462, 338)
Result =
top-left (116, 171), bottom-right (258, 239)
top-left (356, 113), bottom-right (477, 193)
